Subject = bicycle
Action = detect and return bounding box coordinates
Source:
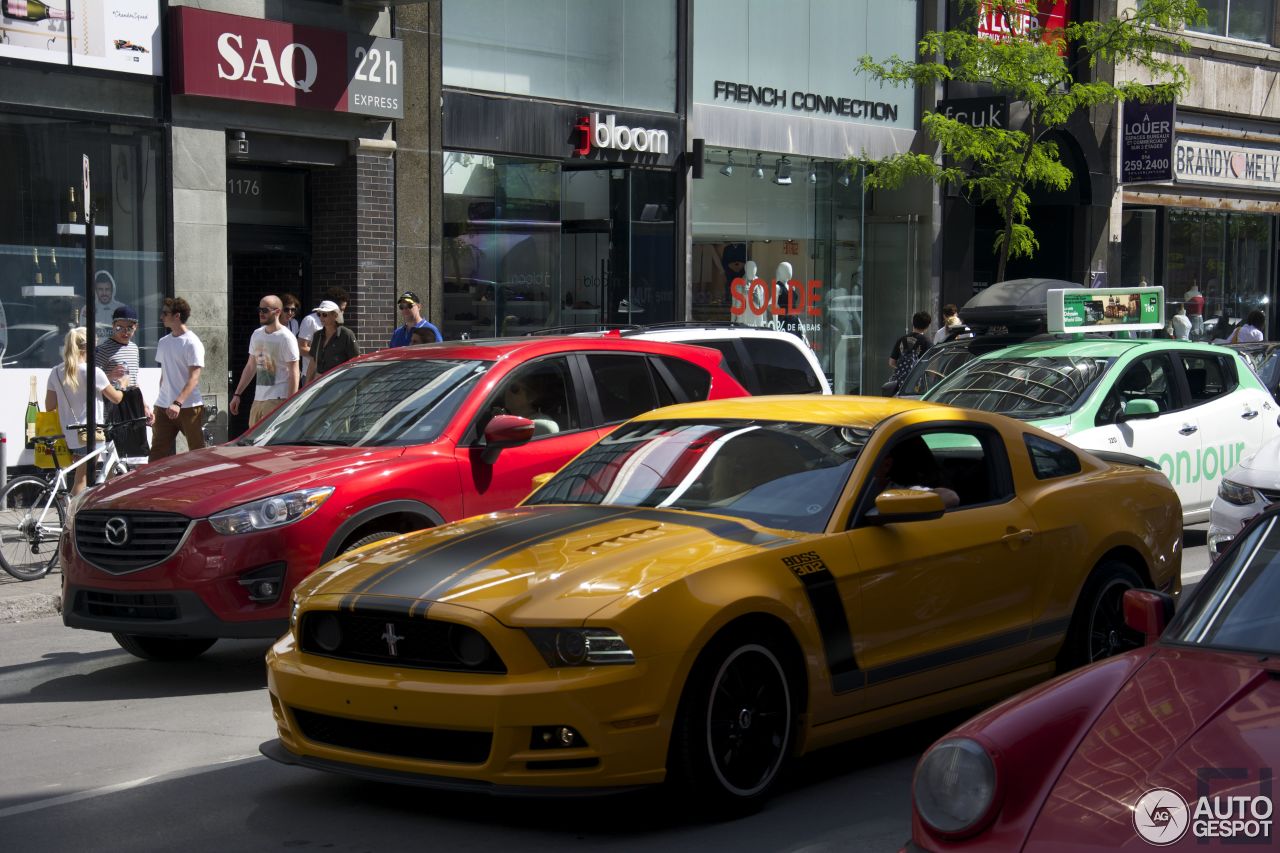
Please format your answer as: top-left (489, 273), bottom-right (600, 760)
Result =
top-left (0, 418), bottom-right (146, 581)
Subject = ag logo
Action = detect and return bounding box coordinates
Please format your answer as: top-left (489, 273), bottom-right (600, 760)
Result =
top-left (1135, 788), bottom-right (1190, 845)
top-left (103, 516), bottom-right (130, 546)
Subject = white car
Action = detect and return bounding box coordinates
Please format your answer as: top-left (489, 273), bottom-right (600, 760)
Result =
top-left (1208, 433), bottom-right (1280, 556)
top-left (625, 324), bottom-right (831, 395)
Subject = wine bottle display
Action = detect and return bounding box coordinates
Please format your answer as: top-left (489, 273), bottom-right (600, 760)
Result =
top-left (3, 0), bottom-right (70, 21)
top-left (50, 248), bottom-right (60, 285)
top-left (25, 376), bottom-right (37, 450)
top-left (68, 186), bottom-right (78, 224)
top-left (30, 247), bottom-right (41, 285)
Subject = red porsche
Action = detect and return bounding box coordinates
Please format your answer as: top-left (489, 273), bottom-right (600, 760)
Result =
top-left (905, 504), bottom-right (1280, 851)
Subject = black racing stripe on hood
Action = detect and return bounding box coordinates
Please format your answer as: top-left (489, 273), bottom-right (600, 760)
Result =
top-left (625, 509), bottom-right (791, 546)
top-left (338, 507), bottom-right (572, 610)
top-left (348, 505), bottom-right (639, 609)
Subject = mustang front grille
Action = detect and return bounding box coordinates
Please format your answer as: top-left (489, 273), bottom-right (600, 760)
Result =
top-left (75, 511), bottom-right (191, 573)
top-left (291, 708), bottom-right (492, 764)
top-left (299, 611), bottom-right (507, 674)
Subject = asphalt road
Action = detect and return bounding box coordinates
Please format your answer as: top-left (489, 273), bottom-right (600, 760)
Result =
top-left (0, 529), bottom-right (1213, 852)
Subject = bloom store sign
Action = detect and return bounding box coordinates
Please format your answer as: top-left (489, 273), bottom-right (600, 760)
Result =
top-left (170, 7), bottom-right (403, 119)
top-left (572, 112), bottom-right (670, 157)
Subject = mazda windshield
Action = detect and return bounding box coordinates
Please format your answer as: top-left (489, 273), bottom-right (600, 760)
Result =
top-left (1165, 510), bottom-right (1280, 656)
top-left (926, 356), bottom-right (1113, 419)
top-left (243, 359), bottom-right (487, 447)
top-left (526, 419), bottom-right (869, 533)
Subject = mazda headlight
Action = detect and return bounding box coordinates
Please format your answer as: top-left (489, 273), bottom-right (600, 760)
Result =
top-left (914, 738), bottom-right (999, 836)
top-left (1218, 479), bottom-right (1258, 507)
top-left (208, 487), bottom-right (334, 535)
top-left (526, 628), bottom-right (634, 666)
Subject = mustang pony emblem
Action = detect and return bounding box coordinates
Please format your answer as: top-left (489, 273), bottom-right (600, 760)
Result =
top-left (381, 623), bottom-right (405, 657)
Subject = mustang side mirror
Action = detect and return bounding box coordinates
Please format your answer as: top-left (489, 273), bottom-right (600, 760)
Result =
top-left (865, 488), bottom-right (945, 525)
top-left (481, 414), bottom-right (535, 464)
top-left (1120, 399), bottom-right (1160, 421)
top-left (1123, 589), bottom-right (1175, 645)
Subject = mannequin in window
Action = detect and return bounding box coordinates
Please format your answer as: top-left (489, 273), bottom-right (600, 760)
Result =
top-left (1184, 284), bottom-right (1204, 336)
top-left (740, 260), bottom-right (767, 328)
top-left (773, 261), bottom-right (808, 343)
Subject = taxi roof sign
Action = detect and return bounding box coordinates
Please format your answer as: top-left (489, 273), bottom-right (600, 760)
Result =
top-left (1048, 287), bottom-right (1165, 334)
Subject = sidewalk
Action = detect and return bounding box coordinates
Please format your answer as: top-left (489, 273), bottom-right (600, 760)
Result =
top-left (0, 569), bottom-right (61, 623)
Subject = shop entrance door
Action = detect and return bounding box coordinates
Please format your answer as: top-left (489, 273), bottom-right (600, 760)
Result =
top-left (863, 217), bottom-right (922, 392)
top-left (227, 228), bottom-right (310, 439)
top-left (561, 168), bottom-right (629, 327)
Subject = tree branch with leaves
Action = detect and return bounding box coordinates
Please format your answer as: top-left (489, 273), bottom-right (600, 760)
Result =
top-left (855, 0), bottom-right (1204, 282)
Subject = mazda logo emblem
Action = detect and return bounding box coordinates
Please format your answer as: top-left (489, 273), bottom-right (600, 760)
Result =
top-left (103, 517), bottom-right (130, 546)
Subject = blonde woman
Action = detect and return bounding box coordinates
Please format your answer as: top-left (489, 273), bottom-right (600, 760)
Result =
top-left (45, 327), bottom-right (124, 495)
top-left (305, 300), bottom-right (360, 383)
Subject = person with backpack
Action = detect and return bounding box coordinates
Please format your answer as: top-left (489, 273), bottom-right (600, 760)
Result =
top-left (884, 311), bottom-right (932, 395)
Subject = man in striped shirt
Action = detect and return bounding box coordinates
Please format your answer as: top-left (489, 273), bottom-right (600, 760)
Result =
top-left (95, 305), bottom-right (152, 425)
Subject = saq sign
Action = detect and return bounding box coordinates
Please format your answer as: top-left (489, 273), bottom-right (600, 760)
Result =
top-left (170, 7), bottom-right (404, 119)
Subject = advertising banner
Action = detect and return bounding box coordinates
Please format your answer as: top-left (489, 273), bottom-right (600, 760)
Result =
top-left (0, 0), bottom-right (161, 75)
top-left (1173, 134), bottom-right (1280, 192)
top-left (170, 7), bottom-right (403, 119)
top-left (1048, 287), bottom-right (1166, 334)
top-left (1121, 98), bottom-right (1175, 184)
top-left (977, 1), bottom-right (1070, 51)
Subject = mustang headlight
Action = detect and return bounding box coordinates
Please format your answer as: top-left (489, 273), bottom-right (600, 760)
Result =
top-left (208, 487), bottom-right (334, 535)
top-left (526, 628), bottom-right (635, 666)
top-left (914, 738), bottom-right (999, 836)
top-left (1218, 479), bottom-right (1258, 507)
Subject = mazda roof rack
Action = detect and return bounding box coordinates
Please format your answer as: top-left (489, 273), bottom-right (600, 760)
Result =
top-left (526, 323), bottom-right (643, 336)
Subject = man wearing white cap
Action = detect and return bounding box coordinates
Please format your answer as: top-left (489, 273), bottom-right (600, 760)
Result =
top-left (305, 300), bottom-right (360, 384)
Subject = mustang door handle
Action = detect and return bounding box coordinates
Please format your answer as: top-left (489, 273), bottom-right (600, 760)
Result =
top-left (1002, 528), bottom-right (1034, 545)
top-left (1179, 425), bottom-right (1199, 435)
top-left (1243, 410), bottom-right (1260, 420)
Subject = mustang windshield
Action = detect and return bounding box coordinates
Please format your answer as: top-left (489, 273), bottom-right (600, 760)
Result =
top-left (526, 419), bottom-right (869, 533)
top-left (244, 359), bottom-right (486, 447)
top-left (1166, 513), bottom-right (1280, 656)
top-left (927, 356), bottom-right (1112, 419)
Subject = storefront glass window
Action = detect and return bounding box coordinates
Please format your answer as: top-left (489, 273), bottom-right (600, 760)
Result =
top-left (442, 153), bottom-right (678, 339)
top-left (0, 115), bottom-right (165, 368)
top-left (1188, 0), bottom-right (1277, 45)
top-left (1120, 208), bottom-right (1157, 287)
top-left (691, 149), bottom-right (864, 392)
top-left (442, 0), bottom-right (677, 112)
top-left (1166, 209), bottom-right (1273, 336)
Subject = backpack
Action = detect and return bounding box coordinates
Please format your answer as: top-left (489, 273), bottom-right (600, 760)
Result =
top-left (883, 333), bottom-right (926, 395)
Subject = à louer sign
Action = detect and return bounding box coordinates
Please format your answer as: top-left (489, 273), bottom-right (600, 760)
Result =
top-left (170, 7), bottom-right (403, 119)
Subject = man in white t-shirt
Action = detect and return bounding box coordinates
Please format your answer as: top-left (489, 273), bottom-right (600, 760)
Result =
top-left (297, 287), bottom-right (348, 383)
top-left (231, 294), bottom-right (300, 427)
top-left (150, 296), bottom-right (206, 461)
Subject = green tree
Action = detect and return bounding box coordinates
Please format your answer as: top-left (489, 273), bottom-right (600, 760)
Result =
top-left (856, 0), bottom-right (1204, 282)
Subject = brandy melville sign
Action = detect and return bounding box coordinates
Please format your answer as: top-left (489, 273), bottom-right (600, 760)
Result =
top-left (1174, 135), bottom-right (1280, 192)
top-left (170, 7), bottom-right (403, 119)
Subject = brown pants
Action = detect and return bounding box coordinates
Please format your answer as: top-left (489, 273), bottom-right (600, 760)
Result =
top-left (250, 399), bottom-right (285, 427)
top-left (149, 405), bottom-right (206, 461)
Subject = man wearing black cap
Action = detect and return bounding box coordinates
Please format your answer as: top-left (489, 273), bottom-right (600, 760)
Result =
top-left (388, 291), bottom-right (442, 347)
top-left (95, 304), bottom-right (153, 427)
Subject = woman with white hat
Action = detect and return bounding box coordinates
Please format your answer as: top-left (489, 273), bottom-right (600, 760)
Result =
top-left (305, 300), bottom-right (360, 384)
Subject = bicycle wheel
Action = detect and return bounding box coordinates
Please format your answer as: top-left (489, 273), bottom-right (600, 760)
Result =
top-left (0, 476), bottom-right (65, 581)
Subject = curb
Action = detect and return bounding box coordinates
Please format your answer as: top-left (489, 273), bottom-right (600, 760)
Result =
top-left (0, 593), bottom-right (61, 624)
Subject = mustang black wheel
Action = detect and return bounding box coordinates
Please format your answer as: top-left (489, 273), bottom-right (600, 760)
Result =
top-left (670, 638), bottom-right (793, 812)
top-left (1060, 561), bottom-right (1144, 670)
top-left (113, 634), bottom-right (217, 661)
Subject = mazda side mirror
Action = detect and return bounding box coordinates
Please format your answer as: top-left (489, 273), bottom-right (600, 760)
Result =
top-left (481, 414), bottom-right (535, 464)
top-left (1120, 399), bottom-right (1160, 421)
top-left (1123, 589), bottom-right (1175, 645)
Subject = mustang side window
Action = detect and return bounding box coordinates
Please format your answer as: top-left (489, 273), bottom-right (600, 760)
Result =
top-left (1024, 434), bottom-right (1082, 480)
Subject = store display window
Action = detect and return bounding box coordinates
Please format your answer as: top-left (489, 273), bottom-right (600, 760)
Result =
top-left (0, 114), bottom-right (165, 368)
top-left (1166, 208), bottom-right (1273, 337)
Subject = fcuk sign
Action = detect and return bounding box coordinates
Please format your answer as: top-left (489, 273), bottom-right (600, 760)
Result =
top-left (170, 7), bottom-right (404, 119)
top-left (937, 96), bottom-right (1008, 129)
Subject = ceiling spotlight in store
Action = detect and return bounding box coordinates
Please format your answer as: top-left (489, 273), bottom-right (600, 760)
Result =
top-left (837, 170), bottom-right (852, 188)
top-left (774, 157), bottom-right (792, 186)
top-left (753, 154), bottom-right (765, 179)
top-left (720, 151), bottom-right (735, 177)
top-left (808, 162), bottom-right (818, 184)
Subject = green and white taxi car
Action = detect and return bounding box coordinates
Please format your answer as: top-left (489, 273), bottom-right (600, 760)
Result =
top-left (924, 339), bottom-right (1279, 522)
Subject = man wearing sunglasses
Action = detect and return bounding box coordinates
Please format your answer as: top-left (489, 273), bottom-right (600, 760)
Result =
top-left (230, 295), bottom-right (300, 427)
top-left (388, 291), bottom-right (442, 347)
top-left (94, 304), bottom-right (154, 428)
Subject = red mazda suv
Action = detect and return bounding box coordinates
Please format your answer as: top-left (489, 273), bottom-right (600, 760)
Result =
top-left (61, 336), bottom-right (747, 660)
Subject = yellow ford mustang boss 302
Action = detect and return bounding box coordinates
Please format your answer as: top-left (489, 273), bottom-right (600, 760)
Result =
top-left (262, 396), bottom-right (1182, 809)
